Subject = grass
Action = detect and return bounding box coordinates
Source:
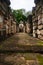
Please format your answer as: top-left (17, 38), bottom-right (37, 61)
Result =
top-left (23, 53), bottom-right (36, 60)
top-left (22, 53), bottom-right (43, 65)
top-left (37, 54), bottom-right (43, 65)
top-left (38, 41), bottom-right (43, 45)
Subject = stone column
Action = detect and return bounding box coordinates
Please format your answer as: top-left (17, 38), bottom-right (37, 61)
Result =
top-left (0, 14), bottom-right (4, 36)
top-left (26, 22), bottom-right (30, 33)
top-left (11, 22), bottom-right (16, 34)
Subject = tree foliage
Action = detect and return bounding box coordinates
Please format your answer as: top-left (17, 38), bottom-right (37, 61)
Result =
top-left (12, 9), bottom-right (27, 24)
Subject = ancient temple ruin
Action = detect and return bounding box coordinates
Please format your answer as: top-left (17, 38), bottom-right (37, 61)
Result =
top-left (0, 0), bottom-right (43, 40)
top-left (32, 0), bottom-right (43, 40)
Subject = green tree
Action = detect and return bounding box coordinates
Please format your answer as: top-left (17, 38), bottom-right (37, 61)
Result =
top-left (12, 9), bottom-right (27, 24)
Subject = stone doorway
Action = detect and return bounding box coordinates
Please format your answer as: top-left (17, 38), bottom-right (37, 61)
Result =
top-left (19, 21), bottom-right (25, 33)
top-left (19, 28), bottom-right (24, 32)
top-left (35, 33), bottom-right (38, 38)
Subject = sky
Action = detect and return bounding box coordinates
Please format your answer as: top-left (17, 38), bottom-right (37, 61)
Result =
top-left (10, 0), bottom-right (35, 12)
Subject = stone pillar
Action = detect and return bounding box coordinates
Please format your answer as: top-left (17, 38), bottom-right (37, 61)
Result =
top-left (4, 19), bottom-right (9, 35)
top-left (33, 28), bottom-right (36, 37)
top-left (26, 22), bottom-right (30, 33)
top-left (23, 26), bottom-right (25, 33)
top-left (16, 24), bottom-right (19, 33)
top-left (0, 14), bottom-right (4, 36)
top-left (11, 22), bottom-right (16, 34)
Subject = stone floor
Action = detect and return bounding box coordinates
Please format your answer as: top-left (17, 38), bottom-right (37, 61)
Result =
top-left (0, 33), bottom-right (43, 65)
top-left (0, 33), bottom-right (40, 45)
top-left (0, 33), bottom-right (43, 50)
top-left (0, 53), bottom-right (40, 65)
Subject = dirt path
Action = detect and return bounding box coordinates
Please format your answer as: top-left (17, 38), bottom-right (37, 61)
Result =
top-left (0, 33), bottom-right (43, 65)
top-left (0, 33), bottom-right (43, 51)
top-left (13, 33), bottom-right (38, 45)
top-left (0, 33), bottom-right (40, 45)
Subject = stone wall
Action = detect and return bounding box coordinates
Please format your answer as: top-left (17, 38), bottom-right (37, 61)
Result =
top-left (32, 0), bottom-right (43, 40)
top-left (0, 0), bottom-right (16, 38)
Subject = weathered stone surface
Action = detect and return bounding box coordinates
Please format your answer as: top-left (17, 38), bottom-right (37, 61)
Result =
top-left (0, 53), bottom-right (39, 65)
top-left (32, 0), bottom-right (43, 40)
